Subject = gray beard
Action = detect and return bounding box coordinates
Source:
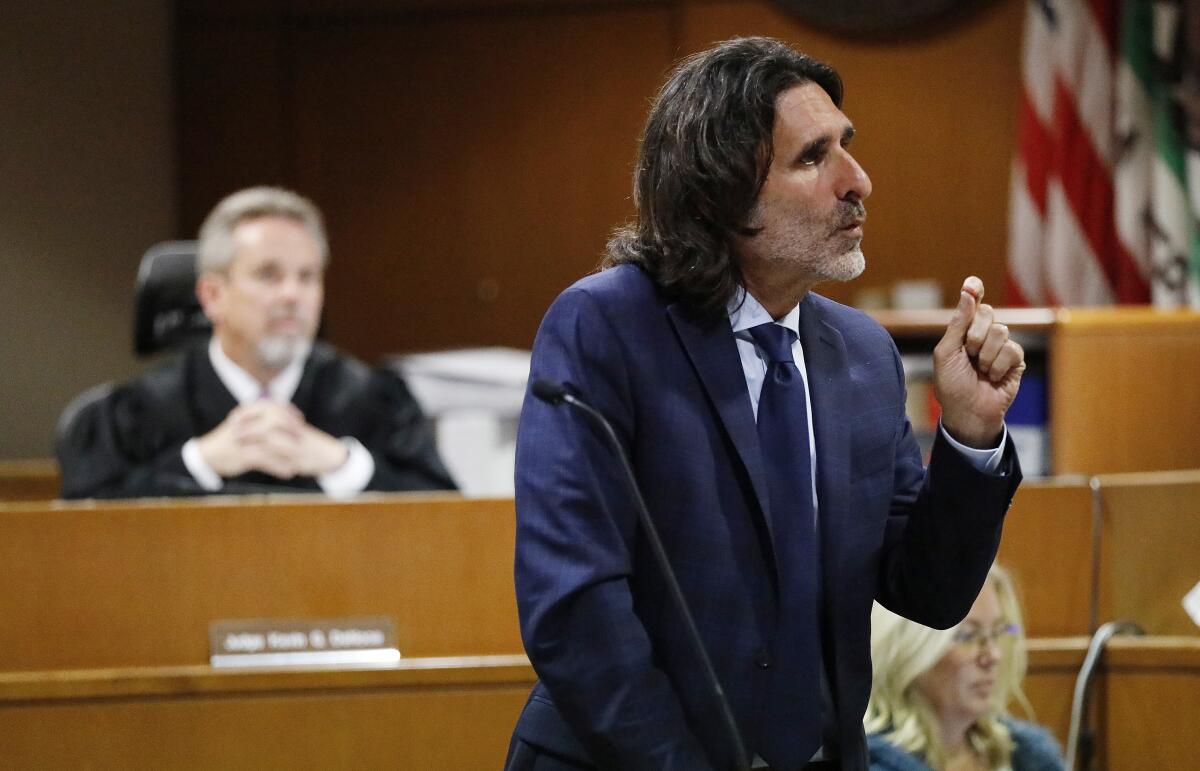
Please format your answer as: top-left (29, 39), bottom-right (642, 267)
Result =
top-left (823, 244), bottom-right (866, 283)
top-left (758, 234), bottom-right (867, 286)
top-left (255, 335), bottom-right (311, 371)
top-left (745, 200), bottom-right (868, 285)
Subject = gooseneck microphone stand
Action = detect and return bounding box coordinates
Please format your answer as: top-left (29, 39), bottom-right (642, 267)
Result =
top-left (531, 379), bottom-right (750, 771)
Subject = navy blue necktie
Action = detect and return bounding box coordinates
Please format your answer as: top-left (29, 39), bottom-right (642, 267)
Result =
top-left (747, 322), bottom-right (824, 768)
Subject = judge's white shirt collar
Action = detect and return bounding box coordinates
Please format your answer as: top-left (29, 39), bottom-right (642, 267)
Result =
top-left (208, 336), bottom-right (308, 405)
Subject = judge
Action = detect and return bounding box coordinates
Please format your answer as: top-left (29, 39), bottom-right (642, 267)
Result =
top-left (57, 186), bottom-right (455, 499)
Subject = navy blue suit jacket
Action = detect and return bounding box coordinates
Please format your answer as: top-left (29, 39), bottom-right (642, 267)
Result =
top-left (510, 265), bottom-right (1020, 770)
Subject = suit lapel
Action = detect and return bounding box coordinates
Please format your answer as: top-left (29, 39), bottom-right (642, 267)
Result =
top-left (666, 303), bottom-right (775, 544)
top-left (797, 296), bottom-right (851, 580)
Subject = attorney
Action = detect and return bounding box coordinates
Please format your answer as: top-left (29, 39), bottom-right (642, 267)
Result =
top-left (507, 38), bottom-right (1024, 771)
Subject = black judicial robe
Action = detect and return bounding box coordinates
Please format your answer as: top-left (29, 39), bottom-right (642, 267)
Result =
top-left (56, 340), bottom-right (457, 499)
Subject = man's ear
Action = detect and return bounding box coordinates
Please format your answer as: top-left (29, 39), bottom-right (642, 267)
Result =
top-left (195, 272), bottom-right (223, 324)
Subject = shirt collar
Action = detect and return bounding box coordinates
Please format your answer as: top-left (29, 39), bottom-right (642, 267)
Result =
top-left (208, 336), bottom-right (307, 405)
top-left (726, 286), bottom-right (801, 337)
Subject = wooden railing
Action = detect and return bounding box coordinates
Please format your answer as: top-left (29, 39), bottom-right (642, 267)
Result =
top-left (0, 458), bottom-right (58, 502)
top-left (997, 469), bottom-right (1200, 637)
top-left (1024, 637), bottom-right (1200, 769)
top-left (0, 655), bottom-right (535, 768)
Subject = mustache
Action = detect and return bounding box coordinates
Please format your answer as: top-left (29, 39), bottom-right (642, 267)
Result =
top-left (833, 201), bottom-right (867, 229)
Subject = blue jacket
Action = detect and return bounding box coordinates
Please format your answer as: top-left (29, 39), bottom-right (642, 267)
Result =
top-left (509, 265), bottom-right (1020, 770)
top-left (867, 718), bottom-right (1066, 771)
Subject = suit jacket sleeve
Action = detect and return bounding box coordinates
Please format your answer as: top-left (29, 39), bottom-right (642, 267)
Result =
top-left (874, 339), bottom-right (1022, 629)
top-left (514, 287), bottom-right (715, 770)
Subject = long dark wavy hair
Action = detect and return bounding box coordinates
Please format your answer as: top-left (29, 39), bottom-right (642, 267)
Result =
top-left (604, 37), bottom-right (843, 320)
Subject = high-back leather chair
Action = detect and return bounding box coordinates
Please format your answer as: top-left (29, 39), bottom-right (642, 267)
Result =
top-left (133, 240), bottom-right (210, 357)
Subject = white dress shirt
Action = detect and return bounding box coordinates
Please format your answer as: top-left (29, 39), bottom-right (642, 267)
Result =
top-left (181, 337), bottom-right (375, 497)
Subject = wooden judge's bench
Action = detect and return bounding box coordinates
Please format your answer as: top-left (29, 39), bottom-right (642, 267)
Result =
top-left (0, 495), bottom-right (535, 768)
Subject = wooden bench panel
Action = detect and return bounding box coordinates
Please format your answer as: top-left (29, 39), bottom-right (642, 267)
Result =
top-left (1097, 471), bottom-right (1200, 635)
top-left (997, 479), bottom-right (1095, 636)
top-left (0, 656), bottom-right (534, 770)
top-left (0, 495), bottom-right (522, 670)
top-left (1103, 638), bottom-right (1200, 770)
top-left (1024, 637), bottom-right (1199, 765)
top-left (1049, 310), bottom-right (1200, 475)
top-left (1024, 639), bottom-right (1086, 749)
top-left (1, 640), bottom-right (1193, 769)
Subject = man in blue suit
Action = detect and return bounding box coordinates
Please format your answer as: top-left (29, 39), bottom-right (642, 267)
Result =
top-left (507, 38), bottom-right (1025, 771)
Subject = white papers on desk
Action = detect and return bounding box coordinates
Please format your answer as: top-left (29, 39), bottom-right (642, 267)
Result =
top-left (389, 347), bottom-right (531, 497)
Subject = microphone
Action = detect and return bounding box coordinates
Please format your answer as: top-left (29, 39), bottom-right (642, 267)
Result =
top-left (530, 378), bottom-right (750, 771)
top-left (530, 378), bottom-right (568, 405)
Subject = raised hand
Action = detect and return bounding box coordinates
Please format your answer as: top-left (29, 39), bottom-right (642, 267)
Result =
top-left (932, 277), bottom-right (1025, 449)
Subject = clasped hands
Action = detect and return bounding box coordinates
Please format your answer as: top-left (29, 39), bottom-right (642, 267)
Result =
top-left (933, 277), bottom-right (1026, 449)
top-left (195, 400), bottom-right (348, 480)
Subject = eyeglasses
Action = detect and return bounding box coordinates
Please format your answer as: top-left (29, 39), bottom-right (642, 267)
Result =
top-left (950, 623), bottom-right (1020, 652)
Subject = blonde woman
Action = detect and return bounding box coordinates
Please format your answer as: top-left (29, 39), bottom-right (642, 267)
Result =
top-left (865, 565), bottom-right (1063, 771)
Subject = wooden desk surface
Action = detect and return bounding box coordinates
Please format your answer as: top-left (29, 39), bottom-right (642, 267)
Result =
top-left (0, 653), bottom-right (534, 703)
top-left (870, 306), bottom-right (1200, 337)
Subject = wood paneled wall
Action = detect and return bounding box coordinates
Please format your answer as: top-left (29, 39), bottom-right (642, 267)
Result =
top-left (177, 0), bottom-right (1025, 361)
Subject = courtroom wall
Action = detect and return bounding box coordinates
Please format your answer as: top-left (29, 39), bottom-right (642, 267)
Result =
top-left (0, 0), bottom-right (1023, 459)
top-left (0, 2), bottom-right (175, 459)
top-left (177, 0), bottom-right (1024, 363)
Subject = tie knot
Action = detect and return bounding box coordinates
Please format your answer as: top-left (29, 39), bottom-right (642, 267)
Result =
top-left (749, 323), bottom-right (797, 365)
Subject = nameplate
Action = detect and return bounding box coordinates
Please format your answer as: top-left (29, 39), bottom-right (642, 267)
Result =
top-left (209, 616), bottom-right (400, 668)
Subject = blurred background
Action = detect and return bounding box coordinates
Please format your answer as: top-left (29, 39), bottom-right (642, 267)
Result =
top-left (0, 0), bottom-right (1030, 460)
